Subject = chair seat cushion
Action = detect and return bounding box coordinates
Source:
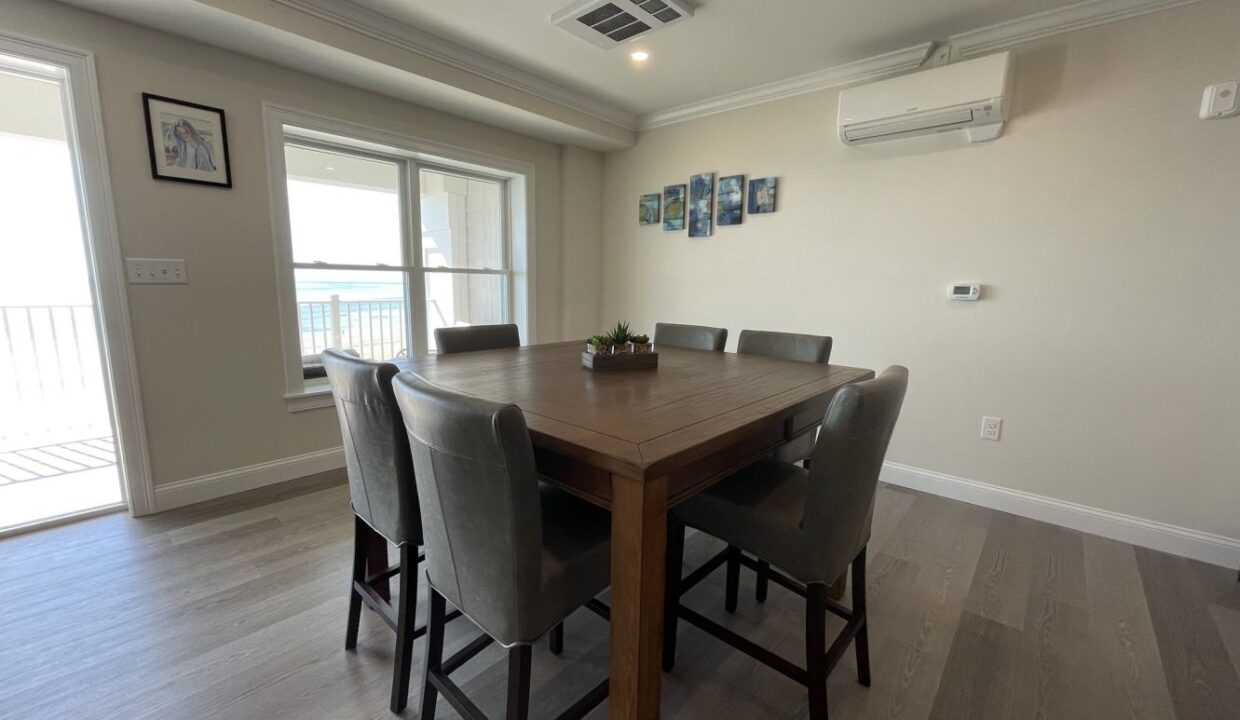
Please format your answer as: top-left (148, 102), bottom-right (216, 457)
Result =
top-left (672, 458), bottom-right (811, 580)
top-left (536, 482), bottom-right (611, 640)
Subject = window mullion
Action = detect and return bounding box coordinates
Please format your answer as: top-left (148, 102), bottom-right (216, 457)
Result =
top-left (406, 159), bottom-right (429, 356)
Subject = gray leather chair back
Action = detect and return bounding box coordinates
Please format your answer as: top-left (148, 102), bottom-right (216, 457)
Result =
top-left (434, 323), bottom-right (520, 355)
top-left (323, 349), bottom-right (421, 547)
top-left (737, 330), bottom-right (832, 364)
top-left (804, 366), bottom-right (907, 580)
top-left (654, 322), bottom-right (728, 352)
top-left (391, 373), bottom-right (544, 646)
top-left (738, 330), bottom-right (833, 464)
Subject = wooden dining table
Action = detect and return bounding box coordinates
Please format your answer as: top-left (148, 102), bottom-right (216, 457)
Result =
top-left (395, 340), bottom-right (873, 719)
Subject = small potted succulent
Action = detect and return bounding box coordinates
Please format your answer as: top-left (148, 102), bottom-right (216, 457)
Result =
top-left (628, 333), bottom-right (651, 354)
top-left (586, 335), bottom-right (612, 356)
top-left (609, 321), bottom-right (634, 354)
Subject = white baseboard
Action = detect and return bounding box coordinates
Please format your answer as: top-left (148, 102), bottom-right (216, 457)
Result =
top-left (153, 447), bottom-right (345, 512)
top-left (881, 462), bottom-right (1240, 569)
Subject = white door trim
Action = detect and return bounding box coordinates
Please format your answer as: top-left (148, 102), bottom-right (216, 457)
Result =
top-left (0, 32), bottom-right (155, 516)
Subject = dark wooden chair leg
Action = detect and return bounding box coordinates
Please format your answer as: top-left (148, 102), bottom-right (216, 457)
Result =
top-left (365, 526), bottom-right (391, 602)
top-left (507, 645), bottom-right (533, 720)
top-left (724, 545), bottom-right (741, 614)
top-left (755, 560), bottom-right (770, 603)
top-left (345, 515), bottom-right (366, 650)
top-left (806, 583), bottom-right (829, 720)
top-left (549, 623), bottom-right (564, 655)
top-left (419, 581), bottom-right (446, 720)
top-left (390, 545), bottom-right (417, 714)
top-left (663, 518), bottom-right (686, 671)
top-left (852, 548), bottom-right (871, 687)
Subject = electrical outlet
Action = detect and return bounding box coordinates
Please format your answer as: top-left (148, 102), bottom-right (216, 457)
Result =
top-left (127, 258), bottom-right (188, 284)
top-left (981, 416), bottom-right (1003, 441)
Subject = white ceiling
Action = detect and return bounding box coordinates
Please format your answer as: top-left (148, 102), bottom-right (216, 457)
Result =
top-left (352, 0), bottom-right (1083, 115)
top-left (59, 0), bottom-right (1186, 149)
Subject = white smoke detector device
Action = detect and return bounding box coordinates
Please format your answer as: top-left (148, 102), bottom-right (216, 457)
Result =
top-left (1200, 81), bottom-right (1239, 120)
top-left (950, 283), bottom-right (981, 301)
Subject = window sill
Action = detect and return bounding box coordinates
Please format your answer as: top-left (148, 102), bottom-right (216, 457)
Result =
top-left (285, 385), bottom-right (333, 413)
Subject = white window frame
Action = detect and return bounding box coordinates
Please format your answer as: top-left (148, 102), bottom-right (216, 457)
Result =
top-left (263, 104), bottom-right (536, 412)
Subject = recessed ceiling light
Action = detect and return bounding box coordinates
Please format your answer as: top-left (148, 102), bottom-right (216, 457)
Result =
top-left (629, 50), bottom-right (650, 62)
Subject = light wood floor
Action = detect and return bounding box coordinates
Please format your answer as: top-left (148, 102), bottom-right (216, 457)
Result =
top-left (2, 471), bottom-right (1237, 719)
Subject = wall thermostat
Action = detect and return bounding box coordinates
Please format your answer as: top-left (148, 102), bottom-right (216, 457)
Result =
top-left (950, 283), bottom-right (981, 301)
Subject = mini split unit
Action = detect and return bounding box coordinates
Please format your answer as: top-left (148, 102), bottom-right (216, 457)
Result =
top-left (837, 52), bottom-right (1012, 145)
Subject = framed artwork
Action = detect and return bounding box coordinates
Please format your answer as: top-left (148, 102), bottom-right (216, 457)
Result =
top-left (142, 93), bottom-right (232, 187)
top-left (717, 175), bottom-right (744, 226)
top-left (688, 172), bottom-right (714, 238)
top-left (639, 193), bottom-right (661, 225)
top-left (662, 184), bottom-right (686, 231)
top-left (748, 177), bottom-right (777, 214)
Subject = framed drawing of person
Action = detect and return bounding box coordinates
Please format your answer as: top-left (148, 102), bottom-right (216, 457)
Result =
top-left (142, 93), bottom-right (232, 188)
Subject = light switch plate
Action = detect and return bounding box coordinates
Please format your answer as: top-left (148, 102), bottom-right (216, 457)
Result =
top-left (127, 258), bottom-right (188, 284)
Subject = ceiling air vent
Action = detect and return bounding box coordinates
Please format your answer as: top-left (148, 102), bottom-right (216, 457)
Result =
top-left (551, 0), bottom-right (693, 50)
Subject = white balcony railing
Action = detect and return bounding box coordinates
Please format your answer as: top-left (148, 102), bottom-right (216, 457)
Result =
top-left (297, 296), bottom-right (408, 364)
top-left (0, 305), bottom-right (110, 449)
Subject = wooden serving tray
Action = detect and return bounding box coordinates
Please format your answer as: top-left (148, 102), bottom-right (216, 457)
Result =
top-left (581, 351), bottom-right (659, 371)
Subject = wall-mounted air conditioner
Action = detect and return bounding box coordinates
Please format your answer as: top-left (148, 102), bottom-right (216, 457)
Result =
top-left (837, 52), bottom-right (1011, 146)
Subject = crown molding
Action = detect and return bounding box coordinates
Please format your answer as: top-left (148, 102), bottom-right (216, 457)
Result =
top-left (638, 0), bottom-right (1208, 131)
top-left (270, 0), bottom-right (638, 131)
top-left (639, 43), bottom-right (933, 130)
top-left (951, 0), bottom-right (1209, 57)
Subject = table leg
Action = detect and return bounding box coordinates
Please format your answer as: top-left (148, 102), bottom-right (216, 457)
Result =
top-left (609, 473), bottom-right (669, 720)
top-left (364, 526), bottom-right (391, 602)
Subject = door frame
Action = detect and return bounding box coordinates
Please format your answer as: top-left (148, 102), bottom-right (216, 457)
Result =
top-left (0, 32), bottom-right (154, 518)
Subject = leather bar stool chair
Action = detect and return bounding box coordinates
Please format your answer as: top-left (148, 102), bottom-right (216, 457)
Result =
top-left (736, 329), bottom-right (833, 604)
top-left (737, 329), bottom-right (833, 467)
top-left (663, 366), bottom-right (908, 720)
top-left (434, 323), bottom-right (520, 354)
top-left (323, 349), bottom-right (461, 713)
top-left (653, 322), bottom-right (728, 351)
top-left (391, 373), bottom-right (612, 720)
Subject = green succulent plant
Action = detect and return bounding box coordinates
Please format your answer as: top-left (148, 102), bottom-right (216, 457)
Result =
top-left (592, 321), bottom-right (650, 346)
top-left (607, 320), bottom-right (633, 345)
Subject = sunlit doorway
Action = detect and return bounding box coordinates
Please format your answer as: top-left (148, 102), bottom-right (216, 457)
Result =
top-left (0, 53), bottom-right (124, 532)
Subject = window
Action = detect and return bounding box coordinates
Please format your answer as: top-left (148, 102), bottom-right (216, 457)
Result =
top-left (285, 144), bottom-right (409, 369)
top-left (267, 114), bottom-right (531, 409)
top-left (419, 168), bottom-right (508, 352)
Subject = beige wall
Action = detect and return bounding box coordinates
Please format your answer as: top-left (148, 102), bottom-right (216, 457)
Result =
top-left (560, 145), bottom-right (604, 339)
top-left (0, 0), bottom-right (601, 487)
top-left (601, 0), bottom-right (1240, 538)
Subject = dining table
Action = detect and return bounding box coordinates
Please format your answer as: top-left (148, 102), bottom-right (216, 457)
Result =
top-left (390, 339), bottom-right (874, 719)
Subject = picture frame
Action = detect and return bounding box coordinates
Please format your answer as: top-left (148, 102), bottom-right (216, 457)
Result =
top-left (142, 93), bottom-right (232, 188)
top-left (689, 172), bottom-right (714, 238)
top-left (663, 184), bottom-right (686, 231)
top-left (717, 175), bottom-right (744, 226)
top-left (639, 193), bottom-right (661, 225)
top-left (748, 177), bottom-right (777, 214)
